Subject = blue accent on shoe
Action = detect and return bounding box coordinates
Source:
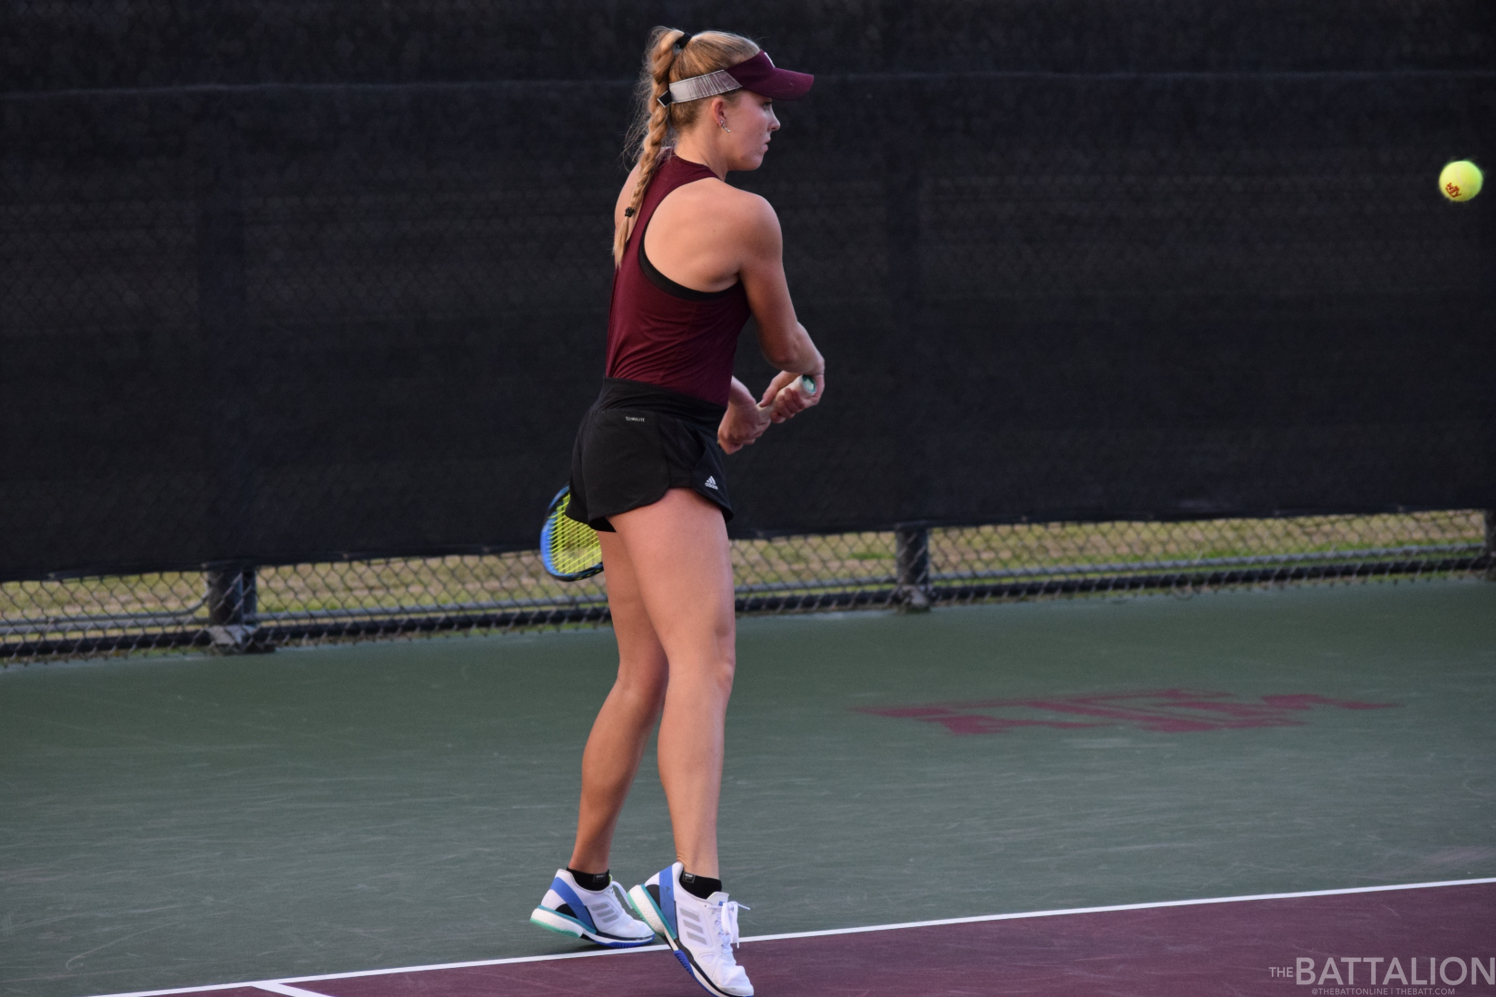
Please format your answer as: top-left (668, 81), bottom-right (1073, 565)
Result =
top-left (658, 864), bottom-right (679, 934)
top-left (549, 875), bottom-right (597, 934)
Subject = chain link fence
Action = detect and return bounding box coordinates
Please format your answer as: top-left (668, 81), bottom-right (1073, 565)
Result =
top-left (3, 510), bottom-right (1489, 663)
top-left (3, 3), bottom-right (1490, 666)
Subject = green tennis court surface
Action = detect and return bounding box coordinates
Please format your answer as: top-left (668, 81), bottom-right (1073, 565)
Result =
top-left (1, 580), bottom-right (1492, 995)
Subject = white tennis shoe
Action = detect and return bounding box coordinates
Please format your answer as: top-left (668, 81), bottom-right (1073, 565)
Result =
top-left (529, 868), bottom-right (657, 948)
top-left (627, 861), bottom-right (753, 997)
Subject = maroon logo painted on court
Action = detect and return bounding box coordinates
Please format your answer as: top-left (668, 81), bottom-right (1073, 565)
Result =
top-left (855, 688), bottom-right (1399, 735)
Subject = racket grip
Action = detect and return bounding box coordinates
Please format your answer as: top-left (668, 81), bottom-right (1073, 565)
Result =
top-left (759, 374), bottom-right (817, 414)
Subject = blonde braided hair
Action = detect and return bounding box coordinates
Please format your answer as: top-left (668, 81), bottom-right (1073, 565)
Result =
top-left (613, 27), bottom-right (761, 266)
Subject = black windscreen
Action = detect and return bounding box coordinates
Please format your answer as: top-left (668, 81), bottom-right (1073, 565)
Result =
top-left (1, 1), bottom-right (1492, 579)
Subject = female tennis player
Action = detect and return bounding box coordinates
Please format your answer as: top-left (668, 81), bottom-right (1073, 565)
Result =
top-left (528, 27), bottom-right (822, 997)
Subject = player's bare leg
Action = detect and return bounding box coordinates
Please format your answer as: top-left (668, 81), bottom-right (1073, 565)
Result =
top-left (568, 529), bottom-right (670, 874)
top-left (608, 487), bottom-right (736, 878)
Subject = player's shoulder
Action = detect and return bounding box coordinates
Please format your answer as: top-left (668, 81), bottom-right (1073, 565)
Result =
top-left (682, 172), bottom-right (771, 214)
top-left (706, 183), bottom-right (780, 241)
top-left (717, 182), bottom-right (775, 216)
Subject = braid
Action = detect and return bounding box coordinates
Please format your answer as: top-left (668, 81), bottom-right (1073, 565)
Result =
top-left (613, 27), bottom-right (685, 266)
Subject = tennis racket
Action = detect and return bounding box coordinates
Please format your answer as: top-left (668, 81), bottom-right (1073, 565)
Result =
top-left (539, 376), bottom-right (815, 581)
top-left (540, 486), bottom-right (603, 581)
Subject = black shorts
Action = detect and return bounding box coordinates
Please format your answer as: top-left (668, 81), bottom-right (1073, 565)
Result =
top-left (564, 378), bottom-right (732, 532)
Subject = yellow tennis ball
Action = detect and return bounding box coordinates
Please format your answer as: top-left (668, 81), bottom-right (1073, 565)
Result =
top-left (1439, 160), bottom-right (1483, 202)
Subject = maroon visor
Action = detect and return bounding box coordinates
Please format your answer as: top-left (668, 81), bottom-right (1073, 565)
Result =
top-left (723, 51), bottom-right (814, 100)
top-left (660, 50), bottom-right (814, 106)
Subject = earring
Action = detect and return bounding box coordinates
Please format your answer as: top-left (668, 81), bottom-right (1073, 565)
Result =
top-left (720, 121), bottom-right (731, 133)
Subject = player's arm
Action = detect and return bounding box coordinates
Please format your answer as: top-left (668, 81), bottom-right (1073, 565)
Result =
top-left (718, 376), bottom-right (772, 454)
top-left (738, 194), bottom-right (824, 416)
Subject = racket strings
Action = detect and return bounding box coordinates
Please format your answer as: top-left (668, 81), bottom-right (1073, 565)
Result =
top-left (543, 503), bottom-right (602, 577)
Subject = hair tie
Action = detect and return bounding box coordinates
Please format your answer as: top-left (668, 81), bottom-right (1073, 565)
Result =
top-left (624, 207), bottom-right (635, 217)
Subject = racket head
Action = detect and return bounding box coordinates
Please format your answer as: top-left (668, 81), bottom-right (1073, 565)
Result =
top-left (539, 486), bottom-right (603, 581)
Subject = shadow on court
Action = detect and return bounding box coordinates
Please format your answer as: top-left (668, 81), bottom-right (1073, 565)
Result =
top-left (0, 581), bottom-right (1492, 996)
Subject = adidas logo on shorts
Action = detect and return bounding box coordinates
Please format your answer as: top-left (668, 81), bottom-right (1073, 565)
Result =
top-left (704, 476), bottom-right (718, 490)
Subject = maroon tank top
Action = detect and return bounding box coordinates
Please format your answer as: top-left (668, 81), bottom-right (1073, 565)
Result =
top-left (603, 152), bottom-right (752, 407)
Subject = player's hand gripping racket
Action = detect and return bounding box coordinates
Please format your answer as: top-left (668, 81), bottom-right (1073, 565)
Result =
top-left (761, 374), bottom-right (817, 417)
top-left (721, 374), bottom-right (816, 453)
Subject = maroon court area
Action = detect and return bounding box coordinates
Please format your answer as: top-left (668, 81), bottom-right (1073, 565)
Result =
top-left (287, 883), bottom-right (1493, 997)
top-left (856, 688), bottom-right (1402, 736)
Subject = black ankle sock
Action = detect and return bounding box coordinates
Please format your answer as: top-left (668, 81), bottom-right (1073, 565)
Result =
top-left (567, 867), bottom-right (611, 891)
top-left (678, 869), bottom-right (723, 900)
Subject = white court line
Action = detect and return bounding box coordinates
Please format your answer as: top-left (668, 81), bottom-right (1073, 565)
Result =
top-left (250, 984), bottom-right (336, 997)
top-left (738, 876), bottom-right (1499, 942)
top-left (80, 877), bottom-right (1496, 997)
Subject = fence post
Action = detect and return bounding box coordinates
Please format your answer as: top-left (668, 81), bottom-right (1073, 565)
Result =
top-left (1486, 509), bottom-right (1495, 581)
top-left (206, 566), bottom-right (262, 651)
top-left (895, 527), bottom-right (932, 612)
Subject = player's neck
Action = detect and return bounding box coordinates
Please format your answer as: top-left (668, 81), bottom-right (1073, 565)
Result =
top-left (671, 135), bottom-right (729, 181)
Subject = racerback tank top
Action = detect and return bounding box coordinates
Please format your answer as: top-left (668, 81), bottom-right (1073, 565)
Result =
top-left (603, 152), bottom-right (752, 407)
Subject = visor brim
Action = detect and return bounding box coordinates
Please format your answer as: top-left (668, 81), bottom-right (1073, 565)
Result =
top-left (740, 69), bottom-right (814, 101)
top-left (724, 52), bottom-right (814, 101)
